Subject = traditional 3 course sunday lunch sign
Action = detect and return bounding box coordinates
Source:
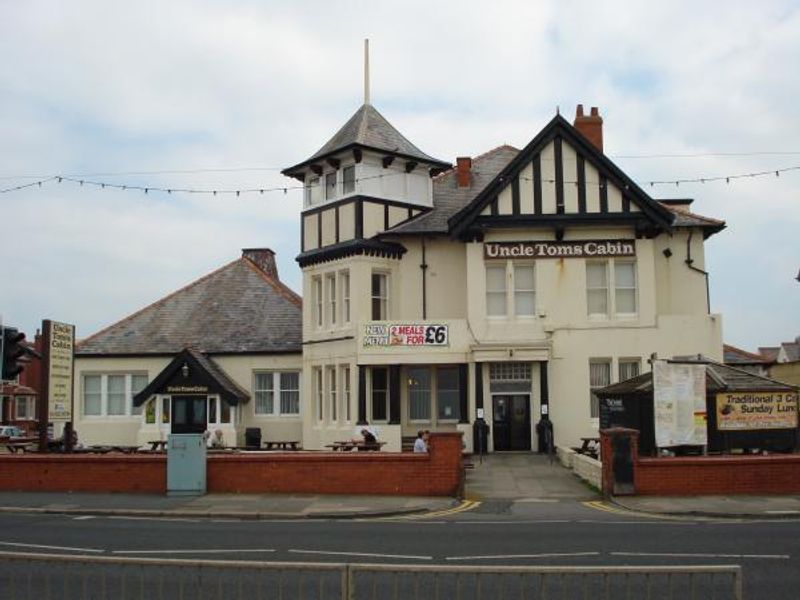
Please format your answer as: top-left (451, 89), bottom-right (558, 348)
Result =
top-left (716, 391), bottom-right (798, 430)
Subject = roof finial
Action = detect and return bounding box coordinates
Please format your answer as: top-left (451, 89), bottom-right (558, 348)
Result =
top-left (364, 38), bottom-right (370, 106)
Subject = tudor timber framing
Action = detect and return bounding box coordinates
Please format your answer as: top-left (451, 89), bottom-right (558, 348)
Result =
top-left (448, 115), bottom-right (674, 239)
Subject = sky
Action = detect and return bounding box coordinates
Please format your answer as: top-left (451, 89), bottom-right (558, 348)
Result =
top-left (1, 0), bottom-right (798, 352)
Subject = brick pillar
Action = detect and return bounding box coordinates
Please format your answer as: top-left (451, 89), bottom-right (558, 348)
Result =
top-left (600, 427), bottom-right (639, 497)
top-left (427, 432), bottom-right (465, 497)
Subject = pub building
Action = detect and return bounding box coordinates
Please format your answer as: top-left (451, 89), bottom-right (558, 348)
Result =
top-left (73, 99), bottom-right (726, 453)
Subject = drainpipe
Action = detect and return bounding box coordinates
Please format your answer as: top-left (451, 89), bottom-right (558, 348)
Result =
top-left (421, 237), bottom-right (428, 319)
top-left (685, 228), bottom-right (711, 314)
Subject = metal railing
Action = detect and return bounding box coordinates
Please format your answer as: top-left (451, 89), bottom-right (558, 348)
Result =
top-left (0, 551), bottom-right (743, 600)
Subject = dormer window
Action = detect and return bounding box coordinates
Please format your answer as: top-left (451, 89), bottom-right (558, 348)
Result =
top-left (325, 172), bottom-right (337, 200)
top-left (342, 166), bottom-right (355, 194)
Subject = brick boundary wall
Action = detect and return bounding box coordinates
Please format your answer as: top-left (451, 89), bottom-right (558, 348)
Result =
top-left (634, 454), bottom-right (800, 496)
top-left (0, 433), bottom-right (463, 497)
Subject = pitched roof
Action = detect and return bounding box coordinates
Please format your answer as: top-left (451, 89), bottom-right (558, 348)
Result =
top-left (76, 256), bottom-right (302, 356)
top-left (383, 145), bottom-right (520, 235)
top-left (283, 104), bottom-right (449, 175)
top-left (596, 358), bottom-right (797, 397)
top-left (447, 114), bottom-right (676, 238)
top-left (723, 343), bottom-right (767, 365)
top-left (659, 202), bottom-right (726, 237)
top-left (780, 339), bottom-right (800, 362)
top-left (759, 347), bottom-right (780, 362)
top-left (133, 347), bottom-right (250, 406)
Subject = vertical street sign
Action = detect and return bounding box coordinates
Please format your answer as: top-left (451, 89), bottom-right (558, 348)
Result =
top-left (38, 320), bottom-right (75, 451)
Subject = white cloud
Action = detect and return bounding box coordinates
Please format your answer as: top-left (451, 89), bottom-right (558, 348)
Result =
top-left (1, 0), bottom-right (797, 349)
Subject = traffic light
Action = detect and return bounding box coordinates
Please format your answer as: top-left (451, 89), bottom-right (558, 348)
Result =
top-left (1, 327), bottom-right (26, 381)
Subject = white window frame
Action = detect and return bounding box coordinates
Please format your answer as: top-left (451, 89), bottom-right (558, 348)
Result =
top-left (325, 172), bottom-right (337, 200)
top-left (340, 270), bottom-right (351, 323)
top-left (15, 396), bottom-right (36, 420)
top-left (82, 373), bottom-right (148, 418)
top-left (589, 359), bottom-right (611, 419)
top-left (326, 273), bottom-right (337, 327)
top-left (253, 371), bottom-right (300, 417)
top-left (342, 165), bottom-right (356, 195)
top-left (306, 176), bottom-right (320, 207)
top-left (486, 261), bottom-right (536, 318)
top-left (312, 276), bottom-right (323, 328)
top-left (371, 272), bottom-right (389, 320)
top-left (586, 259), bottom-right (638, 318)
top-left (314, 367), bottom-right (324, 422)
top-left (328, 367), bottom-right (337, 423)
top-left (618, 358), bottom-right (641, 382)
top-left (341, 365), bottom-right (351, 422)
top-left (408, 366), bottom-right (432, 422)
top-left (485, 264), bottom-right (507, 317)
top-left (513, 263), bottom-right (536, 317)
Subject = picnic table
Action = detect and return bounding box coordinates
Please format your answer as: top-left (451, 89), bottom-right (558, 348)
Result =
top-left (578, 437), bottom-right (600, 455)
top-left (325, 440), bottom-right (386, 452)
top-left (263, 440), bottom-right (301, 451)
top-left (148, 440), bottom-right (168, 451)
top-left (3, 441), bottom-right (35, 454)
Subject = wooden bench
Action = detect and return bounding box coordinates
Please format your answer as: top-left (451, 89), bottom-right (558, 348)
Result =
top-left (578, 437), bottom-right (600, 456)
top-left (3, 442), bottom-right (35, 454)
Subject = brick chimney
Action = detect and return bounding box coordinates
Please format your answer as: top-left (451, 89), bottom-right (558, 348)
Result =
top-left (573, 104), bottom-right (603, 152)
top-left (242, 248), bottom-right (278, 280)
top-left (456, 156), bottom-right (472, 188)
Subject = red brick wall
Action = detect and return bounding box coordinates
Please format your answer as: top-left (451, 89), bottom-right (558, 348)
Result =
top-left (635, 454), bottom-right (800, 495)
top-left (0, 454), bottom-right (166, 493)
top-left (0, 433), bottom-right (464, 497)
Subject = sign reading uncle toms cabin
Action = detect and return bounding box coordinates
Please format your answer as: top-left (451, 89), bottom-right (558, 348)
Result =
top-left (484, 240), bottom-right (635, 260)
top-left (716, 391), bottom-right (798, 431)
top-left (364, 324), bottom-right (448, 347)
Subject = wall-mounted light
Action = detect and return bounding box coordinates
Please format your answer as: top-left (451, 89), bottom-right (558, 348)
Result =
top-left (181, 363), bottom-right (189, 378)
top-left (663, 248), bottom-right (673, 258)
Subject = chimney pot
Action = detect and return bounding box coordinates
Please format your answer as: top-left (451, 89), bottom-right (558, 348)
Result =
top-left (573, 104), bottom-right (604, 152)
top-left (242, 248), bottom-right (278, 280)
top-left (456, 156), bottom-right (472, 188)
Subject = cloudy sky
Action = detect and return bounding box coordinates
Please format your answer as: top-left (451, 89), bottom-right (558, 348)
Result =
top-left (1, 0), bottom-right (798, 352)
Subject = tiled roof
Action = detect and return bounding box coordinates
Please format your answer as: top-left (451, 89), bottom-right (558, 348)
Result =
top-left (659, 203), bottom-right (726, 234)
top-left (284, 104), bottom-right (449, 174)
top-left (781, 340), bottom-right (800, 362)
top-left (723, 343), bottom-right (767, 365)
top-left (384, 145), bottom-right (520, 235)
top-left (759, 347), bottom-right (780, 362)
top-left (596, 358), bottom-right (797, 396)
top-left (76, 256), bottom-right (302, 356)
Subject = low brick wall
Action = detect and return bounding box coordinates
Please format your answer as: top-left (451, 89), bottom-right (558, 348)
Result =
top-left (0, 454), bottom-right (165, 493)
top-left (0, 433), bottom-right (463, 497)
top-left (635, 454), bottom-right (800, 495)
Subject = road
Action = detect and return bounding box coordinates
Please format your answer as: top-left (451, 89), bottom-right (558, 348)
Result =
top-left (0, 500), bottom-right (798, 599)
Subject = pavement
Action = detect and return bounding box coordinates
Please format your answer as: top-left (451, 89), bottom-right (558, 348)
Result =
top-left (0, 491), bottom-right (456, 520)
top-left (612, 494), bottom-right (800, 519)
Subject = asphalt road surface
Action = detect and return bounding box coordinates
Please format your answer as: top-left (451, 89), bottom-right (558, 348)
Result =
top-left (0, 500), bottom-right (798, 599)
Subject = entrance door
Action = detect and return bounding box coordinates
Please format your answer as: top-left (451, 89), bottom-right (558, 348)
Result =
top-left (492, 395), bottom-right (531, 451)
top-left (171, 395), bottom-right (208, 434)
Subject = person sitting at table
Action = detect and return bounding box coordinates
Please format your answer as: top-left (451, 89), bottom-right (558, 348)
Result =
top-left (209, 429), bottom-right (225, 449)
top-left (358, 428), bottom-right (379, 451)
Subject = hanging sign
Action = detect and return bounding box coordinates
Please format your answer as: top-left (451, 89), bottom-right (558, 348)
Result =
top-left (653, 361), bottom-right (707, 447)
top-left (716, 391), bottom-right (798, 430)
top-left (484, 239), bottom-right (635, 260)
top-left (363, 324), bottom-right (448, 347)
top-left (43, 320), bottom-right (75, 421)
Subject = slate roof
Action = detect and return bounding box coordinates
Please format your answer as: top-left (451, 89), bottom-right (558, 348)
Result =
top-left (596, 358), bottom-right (797, 397)
top-left (658, 202), bottom-right (726, 237)
top-left (780, 339), bottom-right (800, 362)
top-left (723, 344), bottom-right (767, 365)
top-left (76, 256), bottom-right (302, 356)
top-left (759, 347), bottom-right (780, 362)
top-left (384, 145), bottom-right (521, 235)
top-left (283, 104), bottom-right (449, 175)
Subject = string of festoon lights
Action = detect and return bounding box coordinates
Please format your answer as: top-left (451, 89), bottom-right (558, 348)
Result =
top-left (1, 164), bottom-right (799, 196)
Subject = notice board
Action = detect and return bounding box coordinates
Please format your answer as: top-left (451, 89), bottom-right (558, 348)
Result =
top-left (653, 361), bottom-right (707, 447)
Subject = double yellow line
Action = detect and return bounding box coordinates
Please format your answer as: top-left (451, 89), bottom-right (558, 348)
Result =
top-left (384, 499), bottom-right (482, 521)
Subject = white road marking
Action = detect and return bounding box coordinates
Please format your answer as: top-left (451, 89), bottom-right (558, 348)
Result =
top-left (289, 549), bottom-right (432, 561)
top-left (0, 541), bottom-right (104, 553)
top-left (113, 548), bottom-right (276, 555)
top-left (578, 520), bottom-right (695, 525)
top-left (446, 552), bottom-right (600, 561)
top-left (107, 516), bottom-right (199, 523)
top-left (766, 510), bottom-right (800, 515)
top-left (72, 516), bottom-right (95, 521)
top-left (514, 499), bottom-right (560, 503)
top-left (611, 551), bottom-right (790, 560)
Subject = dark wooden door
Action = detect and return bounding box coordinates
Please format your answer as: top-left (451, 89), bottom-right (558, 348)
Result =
top-left (171, 395), bottom-right (207, 434)
top-left (493, 395), bottom-right (531, 451)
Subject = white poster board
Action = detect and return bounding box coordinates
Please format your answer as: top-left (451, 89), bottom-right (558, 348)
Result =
top-left (653, 361), bottom-right (707, 447)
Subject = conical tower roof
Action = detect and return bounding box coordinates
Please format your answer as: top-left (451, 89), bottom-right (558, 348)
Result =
top-left (283, 104), bottom-right (449, 177)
